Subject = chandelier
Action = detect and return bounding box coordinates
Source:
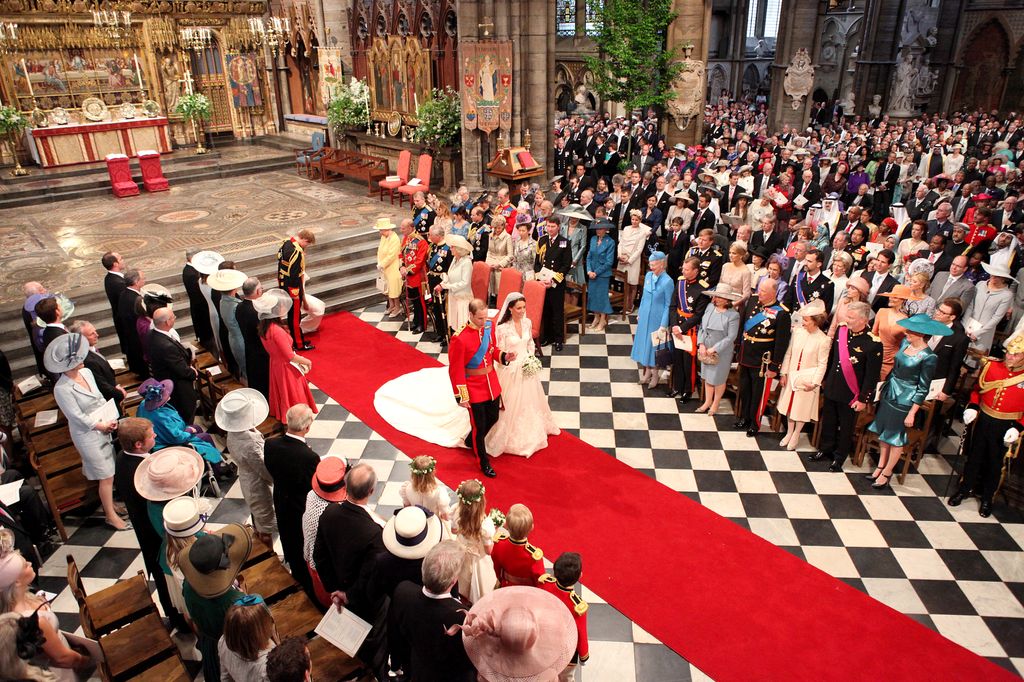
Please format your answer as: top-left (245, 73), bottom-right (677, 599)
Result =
top-left (92, 8), bottom-right (131, 40)
top-left (180, 26), bottom-right (213, 51)
top-left (247, 16), bottom-right (290, 54)
top-left (0, 21), bottom-right (17, 54)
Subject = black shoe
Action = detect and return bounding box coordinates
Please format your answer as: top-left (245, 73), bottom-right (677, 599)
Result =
top-left (871, 473), bottom-right (891, 490)
top-left (678, 393), bottom-right (691, 403)
top-left (733, 419), bottom-right (750, 430)
top-left (411, 326), bottom-right (424, 334)
top-left (746, 426), bottom-right (759, 437)
top-left (481, 463), bottom-right (497, 478)
top-left (828, 460), bottom-right (845, 473)
top-left (667, 389), bottom-right (680, 398)
top-left (539, 338), bottom-right (551, 347)
top-left (979, 500), bottom-right (993, 517)
top-left (298, 342), bottom-right (315, 351)
top-left (553, 342), bottom-right (564, 352)
top-left (439, 341), bottom-right (448, 350)
top-left (947, 491), bottom-right (965, 507)
top-left (808, 450), bottom-right (830, 462)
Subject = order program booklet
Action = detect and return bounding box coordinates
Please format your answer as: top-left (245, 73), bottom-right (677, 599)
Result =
top-left (314, 607), bottom-right (372, 657)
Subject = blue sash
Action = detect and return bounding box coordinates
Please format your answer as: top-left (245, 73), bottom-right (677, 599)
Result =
top-left (413, 208), bottom-right (431, 227)
top-left (744, 304), bottom-right (782, 332)
top-left (677, 279), bottom-right (691, 314)
top-left (796, 271), bottom-right (807, 306)
top-left (466, 322), bottom-right (492, 369)
top-left (428, 245), bottom-right (448, 268)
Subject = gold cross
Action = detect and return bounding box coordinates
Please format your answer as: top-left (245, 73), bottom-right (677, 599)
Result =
top-left (478, 16), bottom-right (494, 37)
top-left (181, 69), bottom-right (195, 95)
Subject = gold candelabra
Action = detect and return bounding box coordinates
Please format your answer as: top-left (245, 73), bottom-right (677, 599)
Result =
top-left (146, 16), bottom-right (178, 52)
top-left (180, 26), bottom-right (213, 51)
top-left (0, 21), bottom-right (17, 54)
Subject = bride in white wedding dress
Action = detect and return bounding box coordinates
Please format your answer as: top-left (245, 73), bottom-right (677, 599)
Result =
top-left (373, 293), bottom-right (559, 457)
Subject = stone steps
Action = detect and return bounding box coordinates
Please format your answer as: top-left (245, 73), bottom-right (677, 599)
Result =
top-left (3, 230), bottom-right (384, 380)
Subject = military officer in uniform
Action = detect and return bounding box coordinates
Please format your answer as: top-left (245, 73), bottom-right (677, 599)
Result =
top-left (538, 552), bottom-right (590, 678)
top-left (811, 302), bottom-right (882, 471)
top-left (735, 278), bottom-right (791, 436)
top-left (399, 219), bottom-right (428, 334)
top-left (954, 333), bottom-right (1024, 517)
top-left (448, 299), bottom-right (515, 477)
top-left (782, 248), bottom-right (834, 316)
top-left (425, 225), bottom-right (453, 346)
top-left (535, 217), bottom-right (574, 352)
top-left (686, 228), bottom-right (725, 288)
top-left (669, 256), bottom-right (708, 400)
top-left (411, 191), bottom-right (435, 235)
top-left (277, 228), bottom-right (316, 351)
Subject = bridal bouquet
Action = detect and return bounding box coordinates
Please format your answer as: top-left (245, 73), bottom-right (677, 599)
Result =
top-left (522, 354), bottom-right (543, 378)
top-left (488, 507), bottom-right (506, 528)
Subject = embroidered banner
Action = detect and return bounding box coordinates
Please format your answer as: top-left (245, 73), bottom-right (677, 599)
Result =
top-left (459, 40), bottom-right (512, 133)
top-left (317, 47), bottom-right (345, 107)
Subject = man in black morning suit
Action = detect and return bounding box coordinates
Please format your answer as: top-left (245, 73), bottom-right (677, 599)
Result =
top-left (102, 251), bottom-right (131, 356)
top-left (811, 302), bottom-right (882, 471)
top-left (265, 404), bottom-right (320, 599)
top-left (182, 250), bottom-right (216, 353)
top-left (147, 307), bottom-right (198, 424)
top-left (117, 268), bottom-right (149, 378)
top-left (70, 320), bottom-right (126, 412)
top-left (235, 277), bottom-right (271, 399)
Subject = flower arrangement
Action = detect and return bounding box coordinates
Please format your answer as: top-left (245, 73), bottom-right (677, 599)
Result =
top-left (413, 87), bottom-right (461, 150)
top-left (522, 354), bottom-right (543, 378)
top-left (488, 507), bottom-right (506, 528)
top-left (0, 105), bottom-right (28, 136)
top-left (327, 78), bottom-right (370, 132)
top-left (456, 479), bottom-right (485, 505)
top-left (173, 93), bottom-right (212, 122)
top-left (409, 456), bottom-right (436, 476)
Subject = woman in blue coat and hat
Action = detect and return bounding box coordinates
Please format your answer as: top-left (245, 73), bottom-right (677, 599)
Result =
top-left (630, 251), bottom-right (674, 389)
top-left (586, 219), bottom-right (616, 331)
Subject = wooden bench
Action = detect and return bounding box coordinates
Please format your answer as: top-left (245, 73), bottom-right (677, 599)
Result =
top-left (239, 556), bottom-right (299, 605)
top-left (270, 591), bottom-right (323, 639)
top-left (307, 636), bottom-right (366, 680)
top-left (96, 612), bottom-right (179, 680)
top-left (32, 444), bottom-right (97, 541)
top-left (67, 559), bottom-right (157, 637)
top-left (318, 149), bottom-right (389, 195)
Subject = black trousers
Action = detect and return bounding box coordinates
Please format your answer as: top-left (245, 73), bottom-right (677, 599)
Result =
top-left (467, 398), bottom-right (499, 469)
top-left (673, 348), bottom-right (699, 394)
top-left (961, 413), bottom-right (1012, 501)
top-left (285, 289), bottom-right (307, 348)
top-left (406, 285), bottom-right (427, 331)
top-left (427, 280), bottom-right (448, 339)
top-left (818, 396), bottom-right (858, 464)
top-left (540, 280), bottom-right (566, 343)
top-left (739, 365), bottom-right (767, 426)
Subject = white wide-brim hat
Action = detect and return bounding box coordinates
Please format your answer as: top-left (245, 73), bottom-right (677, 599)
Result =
top-left (253, 288), bottom-right (294, 320)
top-left (43, 333), bottom-right (89, 374)
top-left (134, 446), bottom-right (205, 502)
top-left (206, 268), bottom-right (247, 292)
top-left (445, 234), bottom-right (473, 255)
top-left (163, 496), bottom-right (206, 538)
top-left (140, 283), bottom-right (172, 299)
top-left (190, 250), bottom-right (225, 275)
top-left (382, 506), bottom-right (445, 560)
top-left (214, 388), bottom-right (270, 432)
top-left (982, 261), bottom-right (1018, 282)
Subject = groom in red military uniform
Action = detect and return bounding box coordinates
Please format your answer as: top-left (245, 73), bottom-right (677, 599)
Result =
top-left (952, 333), bottom-right (1024, 517)
top-left (448, 299), bottom-right (516, 478)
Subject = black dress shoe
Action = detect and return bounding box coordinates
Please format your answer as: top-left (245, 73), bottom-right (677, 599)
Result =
top-left (808, 450), bottom-right (830, 462)
top-left (481, 463), bottom-right (497, 478)
top-left (553, 342), bottom-right (564, 352)
top-left (539, 338), bottom-right (551, 347)
top-left (947, 491), bottom-right (965, 507)
top-left (667, 389), bottom-right (680, 398)
top-left (745, 426), bottom-right (759, 437)
top-left (828, 460), bottom-right (844, 473)
top-left (411, 326), bottom-right (424, 334)
top-left (678, 393), bottom-right (691, 403)
top-left (298, 342), bottom-right (315, 351)
top-left (979, 500), bottom-right (993, 517)
top-left (733, 419), bottom-right (750, 430)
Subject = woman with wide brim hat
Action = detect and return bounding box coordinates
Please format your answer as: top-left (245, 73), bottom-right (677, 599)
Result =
top-left (215, 388), bottom-right (277, 545)
top-left (456, 586), bottom-right (576, 682)
top-left (874, 284), bottom-right (920, 380)
top-left (47, 333), bottom-right (128, 530)
top-left (135, 378), bottom-right (225, 469)
top-left (867, 313), bottom-right (949, 489)
top-left (373, 217), bottom-right (404, 318)
top-left (694, 283), bottom-right (742, 414)
top-left (440, 234), bottom-right (474, 332)
top-left (207, 269), bottom-right (250, 382)
top-left (193, 251), bottom-right (227, 363)
top-left (178, 522), bottom-right (253, 681)
top-left (254, 288), bottom-right (317, 422)
top-left (777, 299), bottom-right (832, 451)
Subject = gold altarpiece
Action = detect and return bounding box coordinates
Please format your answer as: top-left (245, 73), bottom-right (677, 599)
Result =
top-left (366, 36), bottom-right (431, 127)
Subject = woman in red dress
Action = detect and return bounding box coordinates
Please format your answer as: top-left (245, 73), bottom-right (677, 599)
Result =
top-left (254, 289), bottom-right (316, 420)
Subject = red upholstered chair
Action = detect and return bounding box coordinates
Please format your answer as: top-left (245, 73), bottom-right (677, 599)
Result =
top-left (522, 279), bottom-right (547, 349)
top-left (378, 149), bottom-right (411, 204)
top-left (105, 154), bottom-right (139, 197)
top-left (471, 261), bottom-right (490, 302)
top-left (397, 154), bottom-right (433, 206)
top-left (494, 268), bottom-right (524, 312)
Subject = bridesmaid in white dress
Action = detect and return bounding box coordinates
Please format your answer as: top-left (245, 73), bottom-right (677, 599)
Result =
top-left (486, 293), bottom-right (561, 457)
top-left (448, 479), bottom-right (497, 604)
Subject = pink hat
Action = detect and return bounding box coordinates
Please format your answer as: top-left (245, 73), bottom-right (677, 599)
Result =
top-left (459, 587), bottom-right (576, 682)
top-left (134, 446), bottom-right (205, 501)
top-left (846, 277), bottom-right (870, 298)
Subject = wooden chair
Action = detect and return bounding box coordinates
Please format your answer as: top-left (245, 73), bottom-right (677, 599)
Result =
top-left (239, 556), bottom-right (300, 605)
top-left (522, 279), bottom-right (547, 353)
top-left (67, 557), bottom-right (156, 637)
top-left (378, 149), bottom-right (411, 204)
top-left (270, 591), bottom-right (323, 639)
top-left (471, 261), bottom-right (491, 303)
top-left (893, 400), bottom-right (940, 483)
top-left (396, 154), bottom-right (433, 206)
top-left (31, 443), bottom-right (96, 541)
top-left (124, 653), bottom-right (191, 681)
top-left (94, 610), bottom-right (178, 680)
top-left (294, 132), bottom-right (327, 177)
top-left (564, 280), bottom-right (588, 341)
top-left (494, 268), bottom-right (524, 313)
top-left (851, 403), bottom-right (880, 466)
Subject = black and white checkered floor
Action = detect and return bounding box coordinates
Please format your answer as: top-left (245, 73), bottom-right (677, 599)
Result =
top-left (38, 304), bottom-right (1024, 681)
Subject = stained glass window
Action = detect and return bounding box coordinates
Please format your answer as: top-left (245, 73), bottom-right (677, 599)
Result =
top-left (585, 0), bottom-right (602, 36)
top-left (557, 0), bottom-right (576, 36)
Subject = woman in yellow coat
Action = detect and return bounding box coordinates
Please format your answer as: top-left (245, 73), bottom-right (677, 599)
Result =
top-left (778, 299), bottom-right (832, 451)
top-left (375, 218), bottom-right (403, 317)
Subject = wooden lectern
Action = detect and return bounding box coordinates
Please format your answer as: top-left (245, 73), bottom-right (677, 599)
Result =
top-left (486, 146), bottom-right (545, 190)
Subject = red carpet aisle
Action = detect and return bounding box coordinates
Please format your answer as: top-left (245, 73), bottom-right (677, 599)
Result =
top-left (308, 311), bottom-right (1014, 682)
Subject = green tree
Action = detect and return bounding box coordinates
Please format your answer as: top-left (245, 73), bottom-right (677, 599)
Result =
top-left (584, 0), bottom-right (684, 160)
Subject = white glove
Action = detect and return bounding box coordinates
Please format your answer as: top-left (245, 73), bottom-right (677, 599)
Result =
top-left (962, 408), bottom-right (978, 425)
top-left (1004, 428), bottom-right (1020, 445)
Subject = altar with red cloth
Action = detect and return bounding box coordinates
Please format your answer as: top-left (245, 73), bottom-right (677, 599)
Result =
top-left (29, 117), bottom-right (172, 168)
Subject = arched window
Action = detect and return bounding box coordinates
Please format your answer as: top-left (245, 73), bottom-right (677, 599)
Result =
top-left (556, 0), bottom-right (601, 37)
top-left (556, 0), bottom-right (576, 36)
top-left (745, 0), bottom-right (781, 55)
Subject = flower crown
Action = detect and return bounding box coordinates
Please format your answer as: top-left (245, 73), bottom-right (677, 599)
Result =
top-left (456, 480), bottom-right (485, 505)
top-left (409, 457), bottom-right (436, 477)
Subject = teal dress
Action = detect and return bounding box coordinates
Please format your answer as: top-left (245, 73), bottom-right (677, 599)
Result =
top-left (868, 339), bottom-right (936, 447)
top-left (136, 402), bottom-right (223, 463)
top-left (630, 270), bottom-right (673, 366)
top-left (586, 235), bottom-right (616, 314)
top-left (563, 223), bottom-right (589, 285)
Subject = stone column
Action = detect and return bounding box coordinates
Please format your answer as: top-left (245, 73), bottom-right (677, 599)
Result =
top-left (664, 0), bottom-right (712, 147)
top-left (768, 0), bottom-right (819, 131)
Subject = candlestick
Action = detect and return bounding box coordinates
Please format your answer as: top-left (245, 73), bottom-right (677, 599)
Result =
top-left (414, 91), bottom-right (418, 110)
top-left (134, 53), bottom-right (144, 93)
top-left (20, 58), bottom-right (33, 98)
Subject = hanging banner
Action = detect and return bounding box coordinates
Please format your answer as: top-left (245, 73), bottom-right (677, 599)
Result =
top-left (318, 47), bottom-right (345, 106)
top-left (460, 40), bottom-right (512, 134)
top-left (226, 53), bottom-right (262, 108)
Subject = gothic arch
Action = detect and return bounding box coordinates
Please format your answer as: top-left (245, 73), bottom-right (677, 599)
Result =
top-left (742, 64), bottom-right (761, 99)
top-left (707, 64), bottom-right (727, 102)
top-left (952, 19), bottom-right (1010, 112)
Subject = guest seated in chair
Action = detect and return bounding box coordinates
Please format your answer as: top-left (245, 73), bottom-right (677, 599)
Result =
top-left (135, 378), bottom-right (234, 480)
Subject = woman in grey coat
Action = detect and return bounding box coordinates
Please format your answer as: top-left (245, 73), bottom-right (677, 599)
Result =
top-left (48, 333), bottom-right (128, 530)
top-left (695, 283), bottom-right (742, 415)
top-left (214, 388), bottom-right (278, 545)
top-left (209, 269), bottom-right (248, 381)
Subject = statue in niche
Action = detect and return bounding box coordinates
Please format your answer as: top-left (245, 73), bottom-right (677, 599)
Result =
top-left (574, 84), bottom-right (595, 114)
top-left (888, 51), bottom-right (918, 114)
top-left (868, 94), bottom-right (882, 118)
top-left (160, 56), bottom-right (181, 113)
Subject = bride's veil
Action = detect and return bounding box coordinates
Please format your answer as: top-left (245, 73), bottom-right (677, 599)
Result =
top-left (495, 292), bottom-right (526, 326)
